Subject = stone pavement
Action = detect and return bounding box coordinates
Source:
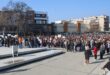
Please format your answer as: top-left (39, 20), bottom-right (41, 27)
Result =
top-left (0, 47), bottom-right (48, 56)
top-left (0, 47), bottom-right (64, 71)
top-left (0, 47), bottom-right (50, 59)
top-left (0, 50), bottom-right (109, 75)
top-left (0, 49), bottom-right (63, 71)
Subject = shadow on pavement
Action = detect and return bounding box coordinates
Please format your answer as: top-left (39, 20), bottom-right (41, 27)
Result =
top-left (90, 60), bottom-right (104, 64)
top-left (0, 68), bottom-right (31, 74)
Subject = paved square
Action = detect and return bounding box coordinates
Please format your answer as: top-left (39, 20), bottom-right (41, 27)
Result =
top-left (0, 50), bottom-right (109, 75)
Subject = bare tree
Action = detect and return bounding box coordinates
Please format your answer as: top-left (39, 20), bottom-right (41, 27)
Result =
top-left (0, 11), bottom-right (9, 33)
top-left (0, 0), bottom-right (32, 34)
top-left (12, 1), bottom-right (32, 33)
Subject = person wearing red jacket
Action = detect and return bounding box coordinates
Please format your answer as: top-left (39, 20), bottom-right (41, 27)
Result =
top-left (93, 46), bottom-right (98, 59)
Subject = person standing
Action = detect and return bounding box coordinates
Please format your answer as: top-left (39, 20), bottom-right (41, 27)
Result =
top-left (93, 45), bottom-right (98, 60)
top-left (67, 40), bottom-right (70, 52)
top-left (106, 41), bottom-right (110, 54)
top-left (84, 43), bottom-right (91, 64)
top-left (100, 43), bottom-right (105, 59)
top-left (18, 36), bottom-right (23, 48)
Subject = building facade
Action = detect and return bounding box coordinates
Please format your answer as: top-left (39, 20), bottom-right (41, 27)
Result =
top-left (28, 23), bottom-right (54, 35)
top-left (54, 15), bottom-right (109, 33)
top-left (0, 10), bottom-right (49, 35)
top-left (54, 21), bottom-right (78, 33)
top-left (26, 11), bottom-right (52, 34)
top-left (35, 11), bottom-right (48, 24)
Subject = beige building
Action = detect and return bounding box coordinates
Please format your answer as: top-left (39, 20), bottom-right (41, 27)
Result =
top-left (54, 15), bottom-right (109, 33)
top-left (54, 20), bottom-right (78, 33)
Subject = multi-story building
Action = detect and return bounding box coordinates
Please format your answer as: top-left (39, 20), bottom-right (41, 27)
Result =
top-left (0, 10), bottom-right (49, 34)
top-left (54, 15), bottom-right (109, 33)
top-left (54, 20), bottom-right (78, 33)
top-left (27, 11), bottom-right (54, 35)
top-left (35, 11), bottom-right (48, 24)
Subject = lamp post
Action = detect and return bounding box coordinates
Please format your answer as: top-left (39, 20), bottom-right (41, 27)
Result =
top-left (3, 27), bottom-right (5, 38)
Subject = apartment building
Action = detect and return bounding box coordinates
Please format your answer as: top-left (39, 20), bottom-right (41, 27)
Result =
top-left (54, 15), bottom-right (109, 33)
top-left (54, 21), bottom-right (78, 33)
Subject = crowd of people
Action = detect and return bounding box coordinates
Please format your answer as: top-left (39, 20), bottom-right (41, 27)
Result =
top-left (0, 32), bottom-right (110, 74)
top-left (0, 33), bottom-right (110, 62)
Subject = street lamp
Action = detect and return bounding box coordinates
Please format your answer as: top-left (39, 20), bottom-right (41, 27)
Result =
top-left (3, 27), bottom-right (5, 38)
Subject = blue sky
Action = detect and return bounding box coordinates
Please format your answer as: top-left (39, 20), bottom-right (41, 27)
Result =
top-left (0, 0), bottom-right (109, 22)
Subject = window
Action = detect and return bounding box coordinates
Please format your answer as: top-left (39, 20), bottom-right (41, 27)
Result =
top-left (28, 20), bottom-right (33, 24)
top-left (36, 20), bottom-right (42, 24)
top-left (36, 14), bottom-right (41, 17)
